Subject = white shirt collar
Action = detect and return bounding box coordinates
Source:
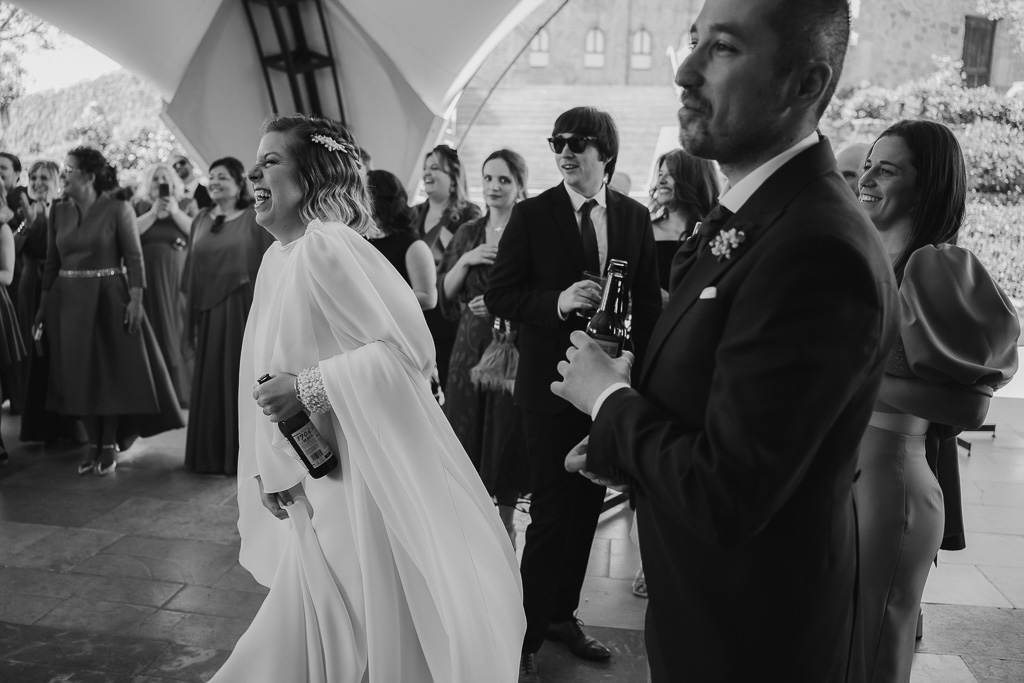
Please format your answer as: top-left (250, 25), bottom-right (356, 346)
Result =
top-left (564, 182), bottom-right (608, 212)
top-left (719, 130), bottom-right (820, 213)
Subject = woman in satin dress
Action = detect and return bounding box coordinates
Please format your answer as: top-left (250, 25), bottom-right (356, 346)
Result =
top-left (855, 119), bottom-right (1019, 683)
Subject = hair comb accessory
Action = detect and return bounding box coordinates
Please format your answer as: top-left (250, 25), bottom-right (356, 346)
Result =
top-left (311, 133), bottom-right (358, 159)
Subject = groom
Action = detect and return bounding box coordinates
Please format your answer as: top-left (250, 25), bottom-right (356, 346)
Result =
top-left (553, 0), bottom-right (898, 681)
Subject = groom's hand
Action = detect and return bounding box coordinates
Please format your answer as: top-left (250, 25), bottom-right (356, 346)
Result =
top-left (551, 330), bottom-right (632, 416)
top-left (565, 436), bottom-right (630, 493)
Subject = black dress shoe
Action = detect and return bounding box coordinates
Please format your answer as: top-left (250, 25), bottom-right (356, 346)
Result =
top-left (518, 652), bottom-right (540, 683)
top-left (544, 619), bottom-right (611, 661)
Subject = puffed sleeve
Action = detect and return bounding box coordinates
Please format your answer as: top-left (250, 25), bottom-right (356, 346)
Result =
top-left (894, 244), bottom-right (1018, 389)
top-left (115, 200), bottom-right (146, 288)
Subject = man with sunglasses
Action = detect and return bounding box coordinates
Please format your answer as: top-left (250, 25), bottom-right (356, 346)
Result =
top-left (486, 106), bottom-right (661, 683)
top-left (171, 154), bottom-right (212, 210)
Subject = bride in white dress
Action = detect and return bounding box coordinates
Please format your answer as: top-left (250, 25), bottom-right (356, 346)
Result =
top-left (208, 114), bottom-right (525, 682)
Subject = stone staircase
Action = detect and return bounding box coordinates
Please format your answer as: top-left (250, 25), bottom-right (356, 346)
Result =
top-left (453, 84), bottom-right (682, 200)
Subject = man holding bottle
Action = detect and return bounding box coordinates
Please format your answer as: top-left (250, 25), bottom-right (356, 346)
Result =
top-left (485, 106), bottom-right (661, 683)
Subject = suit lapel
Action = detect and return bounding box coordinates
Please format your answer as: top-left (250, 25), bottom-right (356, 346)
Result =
top-left (639, 138), bottom-right (840, 385)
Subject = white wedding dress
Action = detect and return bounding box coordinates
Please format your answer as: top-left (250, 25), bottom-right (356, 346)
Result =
top-left (209, 219), bottom-right (525, 682)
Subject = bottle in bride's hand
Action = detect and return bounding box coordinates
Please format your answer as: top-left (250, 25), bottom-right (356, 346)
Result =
top-left (257, 374), bottom-right (337, 478)
top-left (585, 259), bottom-right (629, 358)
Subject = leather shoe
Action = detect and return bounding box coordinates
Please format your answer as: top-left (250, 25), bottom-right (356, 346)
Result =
top-left (544, 619), bottom-right (611, 661)
top-left (518, 652), bottom-right (540, 683)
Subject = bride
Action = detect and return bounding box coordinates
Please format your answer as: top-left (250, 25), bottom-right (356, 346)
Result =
top-left (209, 114), bottom-right (525, 682)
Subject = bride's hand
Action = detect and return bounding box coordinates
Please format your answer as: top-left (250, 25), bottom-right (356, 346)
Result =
top-left (256, 475), bottom-right (299, 520)
top-left (252, 372), bottom-right (301, 422)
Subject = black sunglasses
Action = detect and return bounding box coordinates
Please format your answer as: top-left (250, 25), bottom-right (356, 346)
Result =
top-left (548, 136), bottom-right (598, 154)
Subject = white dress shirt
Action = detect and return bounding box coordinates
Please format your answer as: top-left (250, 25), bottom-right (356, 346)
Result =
top-left (590, 130), bottom-right (821, 420)
top-left (564, 182), bottom-right (609, 271)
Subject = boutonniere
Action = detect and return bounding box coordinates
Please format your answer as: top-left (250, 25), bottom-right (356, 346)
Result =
top-left (709, 228), bottom-right (747, 261)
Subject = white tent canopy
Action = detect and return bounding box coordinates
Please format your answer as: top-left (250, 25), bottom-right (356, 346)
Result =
top-left (13, 0), bottom-right (543, 186)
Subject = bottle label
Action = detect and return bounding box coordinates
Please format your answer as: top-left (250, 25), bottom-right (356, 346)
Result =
top-left (591, 336), bottom-right (623, 358)
top-left (291, 422), bottom-right (334, 468)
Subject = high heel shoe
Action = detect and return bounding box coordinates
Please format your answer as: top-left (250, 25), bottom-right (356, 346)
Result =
top-left (96, 445), bottom-right (117, 476)
top-left (78, 449), bottom-right (97, 475)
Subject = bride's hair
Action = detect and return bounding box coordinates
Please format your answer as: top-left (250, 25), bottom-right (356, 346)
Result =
top-left (259, 114), bottom-right (379, 237)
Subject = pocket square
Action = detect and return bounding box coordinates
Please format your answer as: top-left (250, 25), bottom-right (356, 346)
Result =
top-left (699, 286), bottom-right (717, 300)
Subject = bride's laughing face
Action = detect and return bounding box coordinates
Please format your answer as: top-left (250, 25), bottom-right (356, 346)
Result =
top-left (251, 131), bottom-right (305, 233)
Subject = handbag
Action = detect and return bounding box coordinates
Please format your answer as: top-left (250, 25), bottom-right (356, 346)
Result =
top-left (470, 317), bottom-right (518, 394)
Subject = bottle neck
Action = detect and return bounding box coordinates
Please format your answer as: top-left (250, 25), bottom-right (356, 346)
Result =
top-left (600, 273), bottom-right (625, 316)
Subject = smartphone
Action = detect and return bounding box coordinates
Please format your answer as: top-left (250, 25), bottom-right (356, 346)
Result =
top-left (158, 182), bottom-right (170, 198)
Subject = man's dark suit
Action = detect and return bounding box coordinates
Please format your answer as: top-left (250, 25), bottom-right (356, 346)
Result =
top-left (587, 140), bottom-right (899, 682)
top-left (486, 182), bottom-right (661, 654)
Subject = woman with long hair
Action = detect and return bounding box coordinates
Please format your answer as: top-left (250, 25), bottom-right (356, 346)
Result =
top-left (438, 149), bottom-right (531, 546)
top-left (36, 148), bottom-right (183, 475)
top-left (182, 157), bottom-right (273, 474)
top-left (133, 163), bottom-right (197, 406)
top-left (648, 149), bottom-right (719, 300)
top-left (207, 114), bottom-right (524, 682)
top-left (412, 145), bottom-right (481, 389)
top-left (855, 119), bottom-right (1019, 682)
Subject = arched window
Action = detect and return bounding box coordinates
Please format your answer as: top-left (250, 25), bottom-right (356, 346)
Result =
top-left (584, 27), bottom-right (605, 68)
top-left (529, 28), bottom-right (550, 67)
top-left (631, 28), bottom-right (653, 70)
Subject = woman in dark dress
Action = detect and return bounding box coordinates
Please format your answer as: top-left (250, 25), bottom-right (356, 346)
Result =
top-left (367, 170), bottom-right (437, 311)
top-left (855, 120), bottom-right (1019, 683)
top-left (37, 148), bottom-right (184, 475)
top-left (134, 163), bottom-right (197, 407)
top-left (411, 145), bottom-right (481, 390)
top-left (0, 219), bottom-right (24, 464)
top-left (648, 149), bottom-right (719, 300)
top-left (437, 149), bottom-right (530, 546)
top-left (183, 157), bottom-right (273, 474)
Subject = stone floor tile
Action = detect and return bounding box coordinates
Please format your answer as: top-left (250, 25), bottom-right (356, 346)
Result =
top-left (0, 566), bottom-right (94, 599)
top-left (923, 564), bottom-right (1014, 608)
top-left (0, 622), bottom-right (168, 676)
top-left (576, 576), bottom-right (647, 631)
top-left (960, 460), bottom-right (1024, 484)
top-left (162, 586), bottom-right (265, 621)
top-left (608, 537), bottom-right (642, 581)
top-left (587, 537), bottom-right (611, 577)
top-left (209, 564), bottom-right (268, 595)
top-left (535, 625), bottom-right (648, 683)
top-left (961, 655), bottom-right (1024, 683)
top-left (3, 527), bottom-right (124, 572)
top-left (141, 643), bottom-right (232, 683)
top-left (87, 497), bottom-right (240, 545)
top-left (593, 506), bottom-right (634, 540)
top-left (978, 566), bottom-right (1024, 609)
top-left (0, 483), bottom-right (131, 527)
top-left (967, 481), bottom-right (1024, 508)
top-left (910, 653), bottom-right (979, 683)
top-left (917, 605), bottom-right (1024, 661)
top-left (71, 536), bottom-right (239, 587)
top-left (0, 592), bottom-right (62, 625)
top-left (76, 575), bottom-right (184, 608)
top-left (0, 521), bottom-right (59, 562)
top-left (939, 533), bottom-right (1024, 568)
top-left (964, 504), bottom-right (1024, 535)
top-left (135, 610), bottom-right (250, 651)
top-left (35, 597), bottom-right (156, 635)
top-left (0, 660), bottom-right (118, 683)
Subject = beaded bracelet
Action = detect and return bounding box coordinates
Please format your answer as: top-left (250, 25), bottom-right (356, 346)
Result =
top-left (296, 366), bottom-right (332, 414)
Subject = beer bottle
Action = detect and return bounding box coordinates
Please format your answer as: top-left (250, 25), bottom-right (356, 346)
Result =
top-left (257, 374), bottom-right (337, 478)
top-left (585, 259), bottom-right (629, 358)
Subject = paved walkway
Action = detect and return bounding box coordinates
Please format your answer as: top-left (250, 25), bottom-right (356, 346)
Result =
top-left (0, 388), bottom-right (1021, 681)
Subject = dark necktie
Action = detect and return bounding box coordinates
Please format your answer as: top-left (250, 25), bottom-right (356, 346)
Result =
top-left (579, 198), bottom-right (600, 274)
top-left (668, 204), bottom-right (734, 292)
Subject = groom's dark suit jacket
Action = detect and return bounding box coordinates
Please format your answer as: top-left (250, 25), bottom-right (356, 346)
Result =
top-left (486, 182), bottom-right (661, 415)
top-left (588, 139), bottom-right (899, 683)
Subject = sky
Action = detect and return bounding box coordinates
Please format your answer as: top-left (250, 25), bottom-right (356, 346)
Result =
top-left (20, 34), bottom-right (121, 94)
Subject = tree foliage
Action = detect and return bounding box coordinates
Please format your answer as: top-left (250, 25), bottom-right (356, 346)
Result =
top-left (0, 2), bottom-right (58, 140)
top-left (977, 0), bottom-right (1024, 56)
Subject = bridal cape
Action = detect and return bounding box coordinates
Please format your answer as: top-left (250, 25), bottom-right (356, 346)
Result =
top-left (210, 219), bottom-right (525, 682)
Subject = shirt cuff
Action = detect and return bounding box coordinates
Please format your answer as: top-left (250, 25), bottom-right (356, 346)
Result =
top-left (557, 301), bottom-right (568, 321)
top-left (591, 382), bottom-right (631, 420)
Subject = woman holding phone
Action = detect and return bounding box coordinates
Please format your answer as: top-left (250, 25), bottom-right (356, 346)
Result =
top-left (134, 163), bottom-right (197, 407)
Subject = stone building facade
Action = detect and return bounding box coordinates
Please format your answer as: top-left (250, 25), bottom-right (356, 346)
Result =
top-left (842, 0), bottom-right (1024, 91)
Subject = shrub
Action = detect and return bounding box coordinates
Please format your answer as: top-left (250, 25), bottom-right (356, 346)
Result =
top-left (960, 198), bottom-right (1024, 302)
top-left (959, 121), bottom-right (1024, 195)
